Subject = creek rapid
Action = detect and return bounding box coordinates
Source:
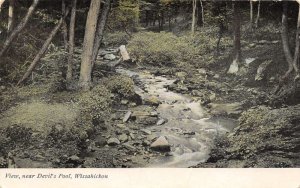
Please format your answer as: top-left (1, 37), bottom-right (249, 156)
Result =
top-left (116, 67), bottom-right (236, 167)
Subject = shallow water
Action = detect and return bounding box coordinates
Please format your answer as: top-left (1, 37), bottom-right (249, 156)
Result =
top-left (117, 68), bottom-right (237, 167)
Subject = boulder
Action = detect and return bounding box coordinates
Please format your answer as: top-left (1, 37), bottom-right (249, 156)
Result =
top-left (157, 118), bottom-right (167, 126)
top-left (150, 136), bottom-right (171, 152)
top-left (144, 96), bottom-right (160, 106)
top-left (136, 116), bottom-right (157, 126)
top-left (119, 134), bottom-right (128, 143)
top-left (107, 138), bottom-right (120, 146)
top-left (255, 60), bottom-right (272, 81)
top-left (141, 129), bottom-right (152, 135)
top-left (123, 111), bottom-right (132, 122)
top-left (103, 54), bottom-right (116, 60)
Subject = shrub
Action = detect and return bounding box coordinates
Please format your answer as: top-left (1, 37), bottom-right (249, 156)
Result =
top-left (103, 31), bottom-right (131, 46)
top-left (78, 85), bottom-right (112, 121)
top-left (127, 31), bottom-right (231, 67)
top-left (103, 75), bottom-right (135, 98)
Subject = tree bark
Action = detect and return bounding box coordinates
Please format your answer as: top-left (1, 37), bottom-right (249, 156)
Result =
top-left (200, 0), bottom-right (204, 25)
top-left (281, 1), bottom-right (294, 80)
top-left (66, 0), bottom-right (77, 82)
top-left (62, 0), bottom-right (68, 51)
top-left (255, 0), bottom-right (261, 28)
top-left (191, 0), bottom-right (197, 34)
top-left (79, 0), bottom-right (101, 90)
top-left (228, 1), bottom-right (241, 74)
top-left (250, 0), bottom-right (253, 29)
top-left (17, 9), bottom-right (70, 85)
top-left (0, 0), bottom-right (39, 60)
top-left (7, 0), bottom-right (15, 33)
top-left (293, 4), bottom-right (300, 79)
top-left (91, 0), bottom-right (111, 68)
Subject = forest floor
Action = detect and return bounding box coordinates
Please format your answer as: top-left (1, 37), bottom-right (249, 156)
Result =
top-left (1, 25), bottom-right (300, 168)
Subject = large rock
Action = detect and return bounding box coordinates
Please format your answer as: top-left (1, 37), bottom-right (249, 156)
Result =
top-left (104, 54), bottom-right (116, 60)
top-left (107, 138), bottom-right (120, 146)
top-left (144, 96), bottom-right (161, 106)
top-left (119, 134), bottom-right (128, 143)
top-left (136, 116), bottom-right (157, 126)
top-left (223, 105), bottom-right (300, 167)
top-left (123, 111), bottom-right (132, 122)
top-left (156, 118), bottom-right (167, 126)
top-left (150, 136), bottom-right (171, 152)
top-left (255, 60), bottom-right (272, 81)
top-left (209, 102), bottom-right (243, 116)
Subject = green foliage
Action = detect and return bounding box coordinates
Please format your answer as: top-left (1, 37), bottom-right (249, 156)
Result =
top-left (127, 31), bottom-right (231, 66)
top-left (103, 31), bottom-right (131, 46)
top-left (78, 85), bottom-right (112, 121)
top-left (103, 75), bottom-right (135, 97)
top-left (108, 0), bottom-right (140, 31)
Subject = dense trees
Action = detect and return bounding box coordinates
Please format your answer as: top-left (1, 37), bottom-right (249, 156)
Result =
top-left (0, 0), bottom-right (39, 59)
top-left (0, 0), bottom-right (300, 91)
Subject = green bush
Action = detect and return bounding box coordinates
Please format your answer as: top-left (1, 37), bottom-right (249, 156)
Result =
top-left (103, 31), bottom-right (131, 46)
top-left (127, 31), bottom-right (231, 66)
top-left (78, 85), bottom-right (112, 121)
top-left (103, 75), bottom-right (135, 97)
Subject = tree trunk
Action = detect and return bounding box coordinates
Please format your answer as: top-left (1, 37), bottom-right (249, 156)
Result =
top-left (0, 0), bottom-right (5, 13)
top-left (66, 0), bottom-right (77, 82)
top-left (250, 0), bottom-right (253, 29)
top-left (145, 10), bottom-right (149, 27)
top-left (168, 12), bottom-right (171, 31)
top-left (200, 0), bottom-right (204, 26)
top-left (7, 0), bottom-right (15, 33)
top-left (79, 0), bottom-right (101, 90)
top-left (255, 0), bottom-right (261, 28)
top-left (0, 0), bottom-right (39, 60)
top-left (17, 9), bottom-right (70, 85)
top-left (197, 0), bottom-right (203, 26)
top-left (293, 4), bottom-right (300, 79)
top-left (62, 0), bottom-right (68, 50)
top-left (281, 1), bottom-right (294, 80)
top-left (91, 0), bottom-right (111, 69)
top-left (191, 0), bottom-right (197, 34)
top-left (228, 1), bottom-right (241, 74)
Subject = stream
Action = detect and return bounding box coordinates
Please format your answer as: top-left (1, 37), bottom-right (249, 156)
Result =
top-left (116, 67), bottom-right (237, 168)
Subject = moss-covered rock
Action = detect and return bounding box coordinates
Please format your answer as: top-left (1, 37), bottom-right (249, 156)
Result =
top-left (103, 75), bottom-right (135, 98)
top-left (206, 105), bottom-right (300, 167)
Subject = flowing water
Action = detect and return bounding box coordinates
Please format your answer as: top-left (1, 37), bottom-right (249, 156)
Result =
top-left (116, 68), bottom-right (237, 168)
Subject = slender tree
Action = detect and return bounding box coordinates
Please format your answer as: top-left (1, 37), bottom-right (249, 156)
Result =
top-left (7, 0), bottom-right (15, 33)
top-left (254, 0), bottom-right (261, 28)
top-left (66, 0), bottom-right (77, 82)
top-left (62, 0), bottom-right (68, 51)
top-left (250, 0), bottom-right (253, 29)
top-left (228, 1), bottom-right (241, 74)
top-left (0, 0), bottom-right (39, 60)
top-left (91, 0), bottom-right (111, 68)
top-left (200, 0), bottom-right (204, 25)
top-left (79, 0), bottom-right (101, 90)
top-left (281, 1), bottom-right (293, 80)
top-left (18, 9), bottom-right (70, 85)
top-left (191, 0), bottom-right (197, 34)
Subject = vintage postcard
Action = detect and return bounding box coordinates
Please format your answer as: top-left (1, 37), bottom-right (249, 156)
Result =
top-left (0, 0), bottom-right (300, 187)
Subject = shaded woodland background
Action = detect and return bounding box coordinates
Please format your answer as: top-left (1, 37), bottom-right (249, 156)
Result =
top-left (0, 0), bottom-right (300, 168)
